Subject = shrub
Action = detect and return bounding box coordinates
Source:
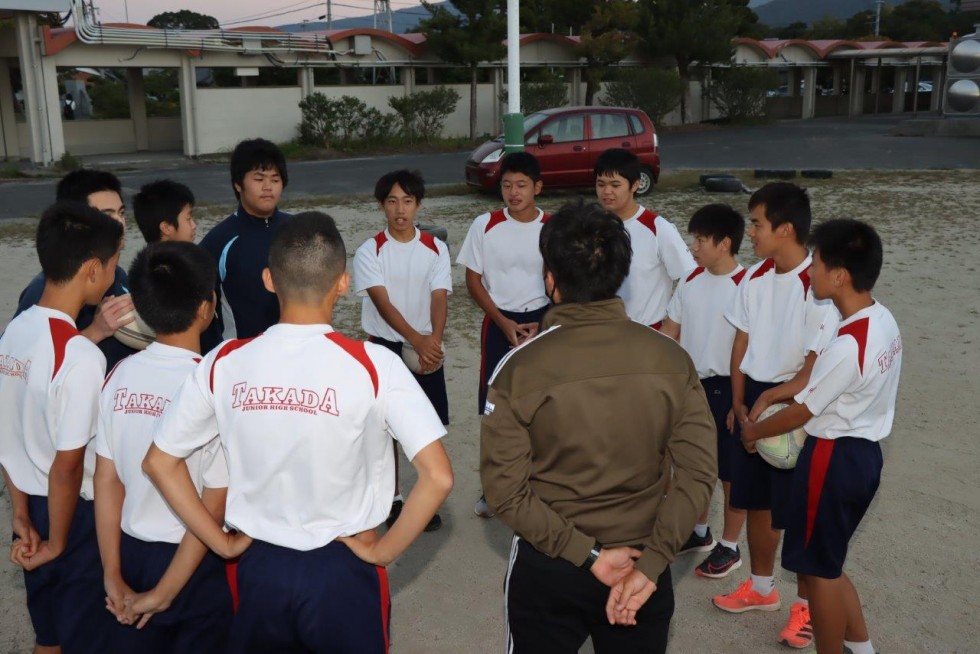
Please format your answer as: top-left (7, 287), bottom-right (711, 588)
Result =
top-left (388, 86), bottom-right (461, 143)
top-left (88, 78), bottom-right (130, 119)
top-left (708, 67), bottom-right (779, 121)
top-left (333, 95), bottom-right (368, 147)
top-left (298, 92), bottom-right (338, 146)
top-left (601, 68), bottom-right (685, 125)
top-left (498, 70), bottom-right (569, 114)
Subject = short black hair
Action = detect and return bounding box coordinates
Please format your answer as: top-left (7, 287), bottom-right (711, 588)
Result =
top-left (499, 151), bottom-right (542, 182)
top-left (809, 218), bottom-right (883, 293)
top-left (36, 202), bottom-right (123, 284)
top-left (374, 169), bottom-right (425, 203)
top-left (594, 148), bottom-right (640, 186)
top-left (128, 242), bottom-right (217, 335)
top-left (688, 203), bottom-right (745, 255)
top-left (133, 180), bottom-right (196, 243)
top-left (230, 138), bottom-right (288, 200)
top-left (748, 182), bottom-right (811, 245)
top-left (539, 199), bottom-right (632, 303)
top-left (55, 169), bottom-right (122, 203)
top-left (268, 212), bottom-right (346, 303)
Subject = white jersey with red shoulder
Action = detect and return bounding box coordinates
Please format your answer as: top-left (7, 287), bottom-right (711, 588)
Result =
top-left (97, 342), bottom-right (228, 544)
top-left (620, 206), bottom-right (697, 326)
top-left (795, 301), bottom-right (902, 442)
top-left (0, 306), bottom-right (106, 500)
top-left (456, 207), bottom-right (549, 312)
top-left (666, 264), bottom-right (746, 379)
top-left (152, 323), bottom-right (446, 551)
top-left (353, 227), bottom-right (452, 343)
top-left (726, 255), bottom-right (838, 383)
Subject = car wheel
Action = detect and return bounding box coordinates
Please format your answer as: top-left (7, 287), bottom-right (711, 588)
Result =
top-left (636, 166), bottom-right (655, 196)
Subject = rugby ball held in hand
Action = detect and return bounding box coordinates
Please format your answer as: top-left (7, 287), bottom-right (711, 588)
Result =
top-left (755, 403), bottom-right (807, 470)
top-left (113, 310), bottom-right (156, 351)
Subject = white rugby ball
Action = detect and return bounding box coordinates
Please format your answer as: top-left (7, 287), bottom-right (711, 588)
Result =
top-left (755, 403), bottom-right (808, 470)
top-left (113, 309), bottom-right (156, 351)
top-left (401, 341), bottom-right (443, 375)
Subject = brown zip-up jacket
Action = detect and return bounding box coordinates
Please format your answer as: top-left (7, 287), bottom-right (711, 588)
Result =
top-left (480, 298), bottom-right (717, 581)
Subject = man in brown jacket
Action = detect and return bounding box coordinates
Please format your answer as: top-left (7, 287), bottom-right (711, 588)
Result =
top-left (481, 200), bottom-right (717, 654)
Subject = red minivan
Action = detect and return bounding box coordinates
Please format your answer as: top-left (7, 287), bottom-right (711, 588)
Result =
top-left (465, 106), bottom-right (661, 196)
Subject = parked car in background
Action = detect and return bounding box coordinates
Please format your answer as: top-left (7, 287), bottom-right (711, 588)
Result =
top-left (465, 106), bottom-right (661, 196)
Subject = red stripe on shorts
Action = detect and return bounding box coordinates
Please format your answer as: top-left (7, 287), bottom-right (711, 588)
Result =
top-left (805, 439), bottom-right (836, 548)
top-left (377, 566), bottom-right (391, 653)
top-left (226, 558), bottom-right (239, 612)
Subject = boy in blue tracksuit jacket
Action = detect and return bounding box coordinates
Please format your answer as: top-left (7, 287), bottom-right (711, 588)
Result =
top-left (199, 139), bottom-right (291, 352)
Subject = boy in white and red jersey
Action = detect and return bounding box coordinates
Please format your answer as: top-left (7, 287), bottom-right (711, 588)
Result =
top-left (143, 211), bottom-right (453, 653)
top-left (354, 169), bottom-right (451, 532)
top-left (457, 151), bottom-right (549, 518)
top-left (713, 183), bottom-right (838, 651)
top-left (95, 241), bottom-right (232, 652)
top-left (661, 204), bottom-right (748, 580)
top-left (0, 202), bottom-right (123, 654)
top-left (741, 218), bottom-right (900, 654)
top-left (594, 148), bottom-right (695, 329)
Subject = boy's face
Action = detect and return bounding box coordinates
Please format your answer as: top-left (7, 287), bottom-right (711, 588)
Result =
top-left (86, 250), bottom-right (121, 305)
top-left (595, 172), bottom-right (640, 218)
top-left (500, 171), bottom-right (542, 216)
top-left (808, 249), bottom-right (841, 301)
top-left (380, 182), bottom-right (421, 237)
top-left (690, 233), bottom-right (729, 269)
top-left (161, 204), bottom-right (197, 242)
top-left (87, 190), bottom-right (125, 223)
top-left (747, 204), bottom-right (782, 259)
top-left (235, 166), bottom-right (283, 218)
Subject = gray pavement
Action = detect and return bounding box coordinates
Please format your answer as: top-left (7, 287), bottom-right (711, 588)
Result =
top-left (1, 115), bottom-right (976, 220)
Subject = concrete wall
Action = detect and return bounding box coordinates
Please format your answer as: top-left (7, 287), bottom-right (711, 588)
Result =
top-left (147, 117), bottom-right (182, 151)
top-left (194, 87), bottom-right (303, 154)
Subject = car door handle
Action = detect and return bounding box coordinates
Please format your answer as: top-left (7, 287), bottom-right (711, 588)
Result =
top-left (621, 142), bottom-right (631, 147)
top-left (573, 145), bottom-right (584, 152)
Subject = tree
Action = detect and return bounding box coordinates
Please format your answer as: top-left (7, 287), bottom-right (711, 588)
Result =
top-left (602, 68), bottom-right (685, 125)
top-left (420, 1), bottom-right (506, 139)
top-left (148, 10), bottom-right (219, 30)
top-left (805, 16), bottom-right (847, 40)
top-left (575, 1), bottom-right (640, 106)
top-left (882, 0), bottom-right (953, 41)
top-left (636, 0), bottom-right (749, 123)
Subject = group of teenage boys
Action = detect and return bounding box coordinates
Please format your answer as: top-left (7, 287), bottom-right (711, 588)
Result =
top-left (0, 135), bottom-right (901, 654)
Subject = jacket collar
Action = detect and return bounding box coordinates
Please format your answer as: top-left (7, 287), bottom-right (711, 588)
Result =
top-left (542, 298), bottom-right (629, 329)
top-left (234, 204), bottom-right (285, 226)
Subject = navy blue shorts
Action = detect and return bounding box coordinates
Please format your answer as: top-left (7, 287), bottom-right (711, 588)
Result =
top-left (479, 306), bottom-right (549, 414)
top-left (729, 377), bottom-right (796, 528)
top-left (229, 540), bottom-right (390, 654)
top-left (369, 336), bottom-right (449, 425)
top-left (782, 437), bottom-right (882, 579)
top-left (701, 376), bottom-right (735, 483)
top-left (23, 496), bottom-right (115, 653)
top-left (116, 533), bottom-right (233, 653)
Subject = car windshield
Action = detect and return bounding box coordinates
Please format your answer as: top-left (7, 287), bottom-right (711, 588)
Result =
top-left (492, 112), bottom-right (549, 140)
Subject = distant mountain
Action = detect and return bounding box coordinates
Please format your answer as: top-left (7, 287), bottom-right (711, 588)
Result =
top-left (753, 0), bottom-right (921, 26)
top-left (278, 1), bottom-right (456, 34)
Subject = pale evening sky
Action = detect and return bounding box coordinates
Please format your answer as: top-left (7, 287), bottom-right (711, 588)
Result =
top-left (92, 0), bottom-right (427, 27)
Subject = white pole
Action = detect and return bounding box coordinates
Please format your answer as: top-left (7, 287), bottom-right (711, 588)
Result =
top-left (507, 0), bottom-right (519, 115)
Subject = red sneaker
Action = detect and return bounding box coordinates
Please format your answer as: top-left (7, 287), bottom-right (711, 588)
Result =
top-left (712, 579), bottom-right (781, 613)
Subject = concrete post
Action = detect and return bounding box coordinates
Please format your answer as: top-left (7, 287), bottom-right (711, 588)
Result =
top-left (127, 68), bottom-right (149, 151)
top-left (177, 55), bottom-right (198, 157)
top-left (0, 60), bottom-right (20, 160)
top-left (787, 68), bottom-right (798, 97)
top-left (492, 67), bottom-right (502, 132)
top-left (299, 67), bottom-right (315, 98)
top-left (849, 66), bottom-right (866, 116)
top-left (832, 65), bottom-right (842, 95)
top-left (929, 65), bottom-right (942, 111)
top-left (16, 13), bottom-right (64, 164)
top-left (802, 66), bottom-right (817, 119)
top-left (402, 66), bottom-right (415, 96)
top-left (892, 67), bottom-right (908, 113)
top-left (571, 68), bottom-right (582, 105)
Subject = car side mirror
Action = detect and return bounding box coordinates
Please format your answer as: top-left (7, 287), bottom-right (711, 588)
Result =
top-left (538, 134), bottom-right (554, 145)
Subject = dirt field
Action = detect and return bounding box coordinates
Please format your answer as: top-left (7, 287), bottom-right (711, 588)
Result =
top-left (1, 170), bottom-right (978, 653)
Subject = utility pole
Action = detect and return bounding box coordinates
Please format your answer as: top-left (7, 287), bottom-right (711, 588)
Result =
top-left (874, 0), bottom-right (884, 37)
top-left (503, 0), bottom-right (523, 153)
top-left (373, 0), bottom-right (393, 32)
top-left (327, 0), bottom-right (332, 29)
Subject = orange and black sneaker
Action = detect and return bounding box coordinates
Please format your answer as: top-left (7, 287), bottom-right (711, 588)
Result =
top-left (712, 579), bottom-right (782, 613)
top-left (778, 602), bottom-right (813, 649)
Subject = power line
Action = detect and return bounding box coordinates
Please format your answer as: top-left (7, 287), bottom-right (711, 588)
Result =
top-left (221, 0), bottom-right (322, 25)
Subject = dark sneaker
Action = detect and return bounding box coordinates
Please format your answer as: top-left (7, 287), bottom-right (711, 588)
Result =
top-left (386, 499), bottom-right (443, 532)
top-left (424, 513), bottom-right (443, 532)
top-left (696, 543), bottom-right (743, 579)
top-left (678, 528), bottom-right (716, 555)
top-left (385, 499), bottom-right (403, 528)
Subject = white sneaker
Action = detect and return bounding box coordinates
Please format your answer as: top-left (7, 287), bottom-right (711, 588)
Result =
top-left (474, 495), bottom-right (494, 518)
